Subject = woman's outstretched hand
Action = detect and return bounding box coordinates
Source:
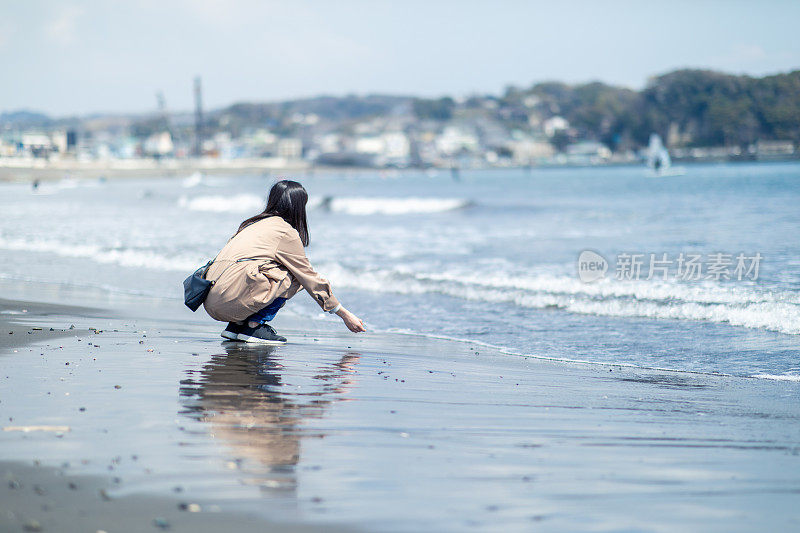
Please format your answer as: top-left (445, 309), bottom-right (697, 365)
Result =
top-left (336, 307), bottom-right (366, 333)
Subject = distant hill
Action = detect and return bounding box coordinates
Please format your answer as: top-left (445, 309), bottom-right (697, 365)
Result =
top-left (641, 69), bottom-right (800, 146)
top-left (0, 110), bottom-right (53, 127)
top-left (210, 94), bottom-right (413, 135)
top-left (3, 69), bottom-right (799, 150)
top-left (499, 69), bottom-right (800, 148)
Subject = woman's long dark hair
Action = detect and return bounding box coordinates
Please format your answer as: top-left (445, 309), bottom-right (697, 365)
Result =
top-left (235, 180), bottom-right (310, 246)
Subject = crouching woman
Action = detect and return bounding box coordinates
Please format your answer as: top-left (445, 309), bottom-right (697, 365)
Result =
top-left (203, 180), bottom-right (365, 344)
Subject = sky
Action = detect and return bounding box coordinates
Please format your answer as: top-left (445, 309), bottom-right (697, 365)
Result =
top-left (2, 0), bottom-right (799, 116)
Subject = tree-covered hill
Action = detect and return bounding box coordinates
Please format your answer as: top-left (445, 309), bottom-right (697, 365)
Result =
top-left (4, 69), bottom-right (799, 150)
top-left (496, 69), bottom-right (800, 148)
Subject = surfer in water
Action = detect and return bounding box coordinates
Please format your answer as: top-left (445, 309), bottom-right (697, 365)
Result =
top-left (202, 180), bottom-right (366, 344)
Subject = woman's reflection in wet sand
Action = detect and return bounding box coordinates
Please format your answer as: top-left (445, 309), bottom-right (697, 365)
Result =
top-left (179, 342), bottom-right (360, 495)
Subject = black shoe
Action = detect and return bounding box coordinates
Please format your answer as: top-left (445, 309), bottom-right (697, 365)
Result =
top-left (236, 323), bottom-right (287, 345)
top-left (221, 322), bottom-right (244, 341)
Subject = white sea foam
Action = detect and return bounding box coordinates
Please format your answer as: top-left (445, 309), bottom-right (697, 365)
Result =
top-left (750, 373), bottom-right (800, 382)
top-left (319, 262), bottom-right (800, 336)
top-left (421, 270), bottom-right (800, 306)
top-left (322, 197), bottom-right (470, 215)
top-left (0, 236), bottom-right (199, 272)
top-left (1, 227), bottom-right (798, 336)
top-left (179, 194), bottom-right (469, 215)
top-left (29, 177), bottom-right (102, 195)
top-left (178, 194), bottom-right (265, 213)
top-left (182, 172), bottom-right (204, 188)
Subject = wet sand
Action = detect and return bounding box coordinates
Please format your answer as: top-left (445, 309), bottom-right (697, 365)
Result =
top-left (1, 284), bottom-right (799, 532)
top-left (0, 460), bottom-right (346, 533)
top-left (0, 298), bottom-right (96, 349)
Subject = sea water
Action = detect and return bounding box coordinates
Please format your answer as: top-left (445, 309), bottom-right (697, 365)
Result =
top-left (1, 162), bottom-right (799, 378)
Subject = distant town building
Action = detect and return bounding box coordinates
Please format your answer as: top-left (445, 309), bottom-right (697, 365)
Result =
top-left (511, 138), bottom-right (556, 165)
top-left (21, 133), bottom-right (53, 157)
top-left (4, 72), bottom-right (798, 171)
top-left (543, 116), bottom-right (569, 138)
top-left (565, 141), bottom-right (612, 164)
top-left (143, 132), bottom-right (174, 157)
top-left (355, 136), bottom-right (383, 154)
top-left (435, 126), bottom-right (479, 156)
top-left (381, 132), bottom-right (410, 160)
top-left (277, 138), bottom-right (303, 160)
top-left (754, 140), bottom-right (794, 159)
top-left (50, 131), bottom-right (68, 154)
top-left (315, 133), bottom-right (342, 155)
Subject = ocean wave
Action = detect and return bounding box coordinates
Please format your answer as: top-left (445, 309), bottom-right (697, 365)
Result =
top-left (2, 230), bottom-right (798, 336)
top-left (420, 270), bottom-right (800, 306)
top-left (182, 172), bottom-right (205, 188)
top-left (319, 262), bottom-right (800, 336)
top-left (179, 194), bottom-right (470, 215)
top-left (0, 236), bottom-right (200, 272)
top-left (750, 373), bottom-right (800, 382)
top-left (178, 194), bottom-right (265, 213)
top-left (28, 177), bottom-right (103, 195)
top-left (284, 303), bottom-right (800, 380)
top-left (314, 196), bottom-right (471, 215)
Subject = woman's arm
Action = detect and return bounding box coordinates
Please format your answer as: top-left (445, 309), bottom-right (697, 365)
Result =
top-left (275, 235), bottom-right (365, 332)
top-left (335, 306), bottom-right (366, 332)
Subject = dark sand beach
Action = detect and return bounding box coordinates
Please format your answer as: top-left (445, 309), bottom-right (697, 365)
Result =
top-left (1, 280), bottom-right (799, 532)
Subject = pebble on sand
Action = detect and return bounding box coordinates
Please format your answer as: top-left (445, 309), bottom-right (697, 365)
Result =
top-left (3, 426), bottom-right (71, 433)
top-left (22, 519), bottom-right (42, 532)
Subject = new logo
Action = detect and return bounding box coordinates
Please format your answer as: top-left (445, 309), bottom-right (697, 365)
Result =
top-left (577, 250), bottom-right (608, 283)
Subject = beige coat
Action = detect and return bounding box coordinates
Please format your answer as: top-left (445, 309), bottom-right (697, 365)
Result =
top-left (203, 216), bottom-right (340, 322)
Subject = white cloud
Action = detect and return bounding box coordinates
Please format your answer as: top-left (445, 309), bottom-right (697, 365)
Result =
top-left (45, 5), bottom-right (85, 45)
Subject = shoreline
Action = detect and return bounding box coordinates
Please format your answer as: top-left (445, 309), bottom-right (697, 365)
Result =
top-left (2, 157), bottom-right (798, 183)
top-left (1, 281), bottom-right (799, 531)
top-left (0, 158), bottom-right (309, 182)
top-left (0, 298), bottom-right (98, 351)
top-left (0, 460), bottom-right (350, 533)
top-left (1, 274), bottom-right (795, 383)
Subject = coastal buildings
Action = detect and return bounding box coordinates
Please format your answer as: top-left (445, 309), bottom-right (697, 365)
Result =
top-left (2, 75), bottom-right (799, 173)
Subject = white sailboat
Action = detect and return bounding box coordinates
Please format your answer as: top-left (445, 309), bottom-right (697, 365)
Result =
top-left (646, 133), bottom-right (685, 177)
